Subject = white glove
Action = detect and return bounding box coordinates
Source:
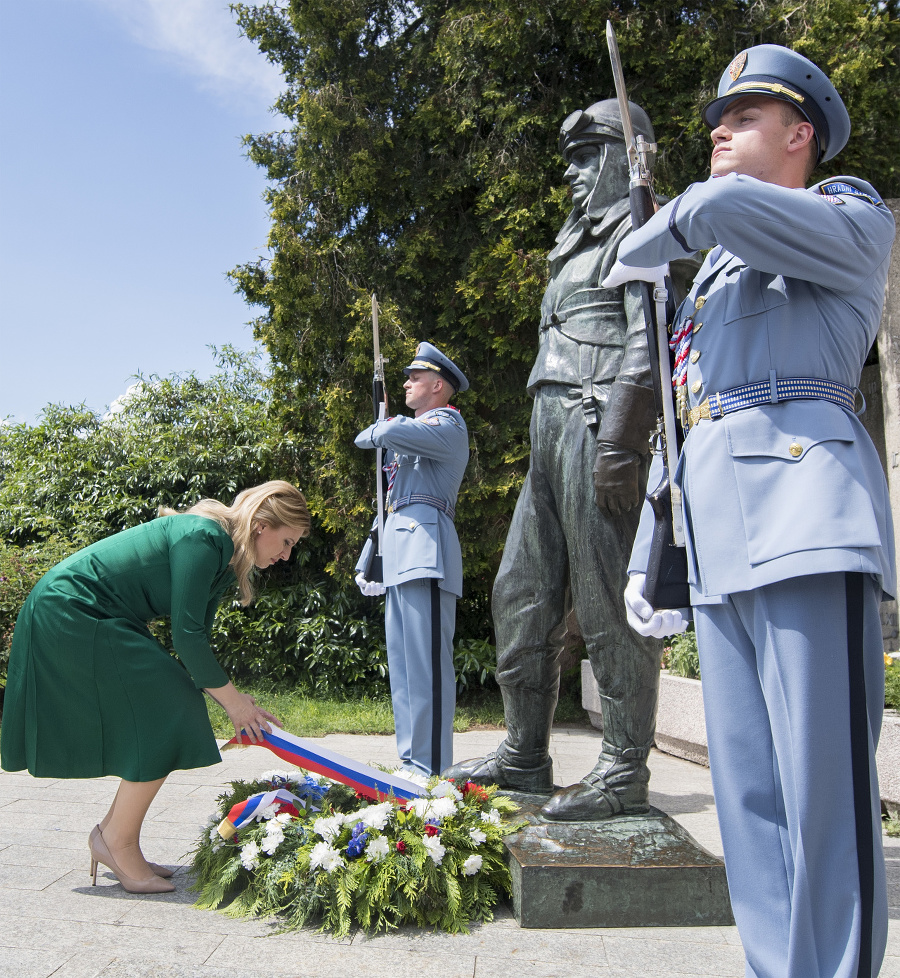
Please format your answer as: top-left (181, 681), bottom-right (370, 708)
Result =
top-left (355, 571), bottom-right (386, 597)
top-left (601, 260), bottom-right (670, 290)
top-left (624, 573), bottom-right (690, 639)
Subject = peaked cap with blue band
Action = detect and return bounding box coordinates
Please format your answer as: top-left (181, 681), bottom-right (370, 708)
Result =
top-left (403, 342), bottom-right (469, 393)
top-left (702, 44), bottom-right (850, 163)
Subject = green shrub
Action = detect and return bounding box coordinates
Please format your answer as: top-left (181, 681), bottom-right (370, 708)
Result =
top-left (886, 657), bottom-right (900, 711)
top-left (665, 628), bottom-right (701, 681)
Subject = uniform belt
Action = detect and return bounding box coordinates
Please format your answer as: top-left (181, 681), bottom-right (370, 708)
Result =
top-left (388, 494), bottom-right (456, 519)
top-left (686, 377), bottom-right (856, 430)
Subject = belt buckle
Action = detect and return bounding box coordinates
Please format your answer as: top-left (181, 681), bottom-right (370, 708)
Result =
top-left (687, 399), bottom-right (712, 429)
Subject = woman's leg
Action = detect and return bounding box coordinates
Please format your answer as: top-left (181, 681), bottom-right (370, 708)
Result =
top-left (98, 777), bottom-right (167, 880)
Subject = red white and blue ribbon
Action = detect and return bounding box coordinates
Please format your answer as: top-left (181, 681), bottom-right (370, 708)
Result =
top-left (669, 316), bottom-right (693, 388)
top-left (223, 727), bottom-right (425, 804)
top-left (218, 788), bottom-right (302, 839)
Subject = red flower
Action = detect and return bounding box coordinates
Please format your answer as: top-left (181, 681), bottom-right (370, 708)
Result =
top-left (277, 803), bottom-right (300, 818)
top-left (396, 840), bottom-right (407, 853)
top-left (424, 824), bottom-right (440, 837)
top-left (463, 781), bottom-right (489, 801)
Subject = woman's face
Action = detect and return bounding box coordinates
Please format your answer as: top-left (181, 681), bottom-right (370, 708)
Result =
top-left (253, 523), bottom-right (300, 569)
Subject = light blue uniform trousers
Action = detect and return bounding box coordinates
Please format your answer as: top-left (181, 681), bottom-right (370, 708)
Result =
top-left (695, 572), bottom-right (886, 978)
top-left (385, 578), bottom-right (456, 776)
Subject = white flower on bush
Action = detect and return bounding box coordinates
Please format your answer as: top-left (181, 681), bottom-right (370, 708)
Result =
top-left (258, 769), bottom-right (300, 783)
top-left (365, 836), bottom-right (390, 863)
top-left (462, 854), bottom-right (483, 876)
top-left (480, 808), bottom-right (502, 826)
top-left (207, 825), bottom-right (224, 852)
top-left (409, 796), bottom-right (457, 822)
top-left (313, 814), bottom-right (344, 841)
top-left (309, 841), bottom-right (344, 873)
top-left (469, 828), bottom-right (487, 846)
top-left (357, 802), bottom-right (394, 831)
top-left (430, 780), bottom-right (463, 801)
top-left (394, 766), bottom-right (429, 787)
top-left (240, 841), bottom-right (261, 871)
top-left (261, 820), bottom-right (285, 855)
top-left (422, 835), bottom-right (446, 866)
top-left (275, 811), bottom-right (294, 825)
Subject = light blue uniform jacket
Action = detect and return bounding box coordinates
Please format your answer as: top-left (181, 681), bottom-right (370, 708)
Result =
top-left (623, 173), bottom-right (896, 601)
top-left (355, 407), bottom-right (469, 597)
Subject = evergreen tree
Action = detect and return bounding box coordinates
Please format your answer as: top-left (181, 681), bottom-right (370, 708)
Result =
top-left (231, 0), bottom-right (899, 637)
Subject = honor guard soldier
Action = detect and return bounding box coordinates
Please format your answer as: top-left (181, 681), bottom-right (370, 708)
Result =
top-left (607, 45), bottom-right (895, 978)
top-left (355, 342), bottom-right (469, 777)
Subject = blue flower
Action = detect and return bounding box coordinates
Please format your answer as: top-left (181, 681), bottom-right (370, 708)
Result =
top-left (346, 823), bottom-right (369, 859)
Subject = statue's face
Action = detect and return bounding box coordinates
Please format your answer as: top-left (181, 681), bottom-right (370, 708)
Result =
top-left (563, 139), bottom-right (629, 213)
top-left (565, 144), bottom-right (605, 208)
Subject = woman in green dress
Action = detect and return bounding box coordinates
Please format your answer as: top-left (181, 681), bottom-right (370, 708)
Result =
top-left (1, 480), bottom-right (310, 894)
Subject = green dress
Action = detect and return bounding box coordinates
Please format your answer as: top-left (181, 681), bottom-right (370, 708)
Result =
top-left (1, 515), bottom-right (235, 781)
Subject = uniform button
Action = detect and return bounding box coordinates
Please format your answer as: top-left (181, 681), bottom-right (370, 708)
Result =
top-left (408, 521), bottom-right (417, 529)
top-left (694, 296), bottom-right (706, 309)
top-left (691, 380), bottom-right (702, 394)
top-left (690, 350), bottom-right (701, 363)
top-left (789, 442), bottom-right (803, 458)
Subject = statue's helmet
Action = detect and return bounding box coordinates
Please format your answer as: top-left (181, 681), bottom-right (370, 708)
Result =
top-left (559, 99), bottom-right (655, 160)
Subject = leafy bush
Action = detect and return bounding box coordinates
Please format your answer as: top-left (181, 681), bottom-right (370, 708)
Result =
top-left (664, 628), bottom-right (701, 681)
top-left (886, 656), bottom-right (900, 711)
top-left (0, 537), bottom-right (79, 692)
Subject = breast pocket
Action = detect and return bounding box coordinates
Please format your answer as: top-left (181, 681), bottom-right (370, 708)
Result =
top-left (393, 509), bottom-right (439, 574)
top-left (725, 402), bottom-right (881, 565)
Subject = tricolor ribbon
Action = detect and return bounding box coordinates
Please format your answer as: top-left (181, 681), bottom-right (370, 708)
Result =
top-left (222, 727), bottom-right (425, 804)
top-left (218, 788), bottom-right (303, 840)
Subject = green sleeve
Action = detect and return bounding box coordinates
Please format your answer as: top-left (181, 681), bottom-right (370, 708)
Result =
top-left (168, 528), bottom-right (231, 689)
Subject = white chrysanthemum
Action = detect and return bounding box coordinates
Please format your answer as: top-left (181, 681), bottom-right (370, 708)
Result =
top-left (365, 835), bottom-right (390, 863)
top-left (309, 841), bottom-right (344, 873)
top-left (358, 802), bottom-right (394, 831)
top-left (394, 766), bottom-right (429, 787)
top-left (462, 854), bottom-right (483, 876)
top-left (313, 814), bottom-right (344, 841)
top-left (275, 811), bottom-right (295, 824)
top-left (430, 780), bottom-right (463, 801)
top-left (261, 825), bottom-right (284, 855)
top-left (409, 796), bottom-right (457, 822)
top-left (422, 834), bottom-right (446, 865)
top-left (480, 808), bottom-right (502, 825)
top-left (240, 841), bottom-right (261, 871)
top-left (469, 828), bottom-right (487, 845)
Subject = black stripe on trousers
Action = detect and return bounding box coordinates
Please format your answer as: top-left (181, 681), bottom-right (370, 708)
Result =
top-left (846, 572), bottom-right (874, 978)
top-left (430, 579), bottom-right (443, 776)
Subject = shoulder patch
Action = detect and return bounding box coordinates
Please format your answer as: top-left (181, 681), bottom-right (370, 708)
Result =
top-left (420, 408), bottom-right (461, 428)
top-left (820, 194), bottom-right (844, 205)
top-left (419, 415), bottom-right (442, 426)
top-left (819, 182), bottom-right (881, 206)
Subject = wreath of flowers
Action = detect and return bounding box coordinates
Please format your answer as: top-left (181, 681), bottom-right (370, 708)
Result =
top-left (189, 768), bottom-right (523, 937)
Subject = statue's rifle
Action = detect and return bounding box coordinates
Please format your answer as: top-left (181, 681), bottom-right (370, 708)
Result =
top-left (364, 293), bottom-right (389, 583)
top-left (606, 21), bottom-right (690, 609)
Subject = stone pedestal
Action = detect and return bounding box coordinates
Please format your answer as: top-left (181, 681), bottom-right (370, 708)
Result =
top-left (503, 800), bottom-right (733, 929)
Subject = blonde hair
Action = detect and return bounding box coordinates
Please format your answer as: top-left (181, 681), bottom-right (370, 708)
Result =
top-left (159, 480), bottom-right (310, 605)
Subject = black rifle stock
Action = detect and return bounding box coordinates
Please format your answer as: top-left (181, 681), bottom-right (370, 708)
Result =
top-left (607, 21), bottom-right (690, 610)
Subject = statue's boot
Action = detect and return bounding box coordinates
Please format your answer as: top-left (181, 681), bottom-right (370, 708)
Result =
top-left (442, 685), bottom-right (555, 794)
top-left (540, 740), bottom-right (651, 820)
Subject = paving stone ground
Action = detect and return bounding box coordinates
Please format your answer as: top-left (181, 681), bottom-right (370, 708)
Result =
top-left (1, 726), bottom-right (898, 978)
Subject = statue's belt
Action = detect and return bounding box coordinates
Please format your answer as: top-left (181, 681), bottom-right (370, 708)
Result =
top-left (541, 288), bottom-right (624, 345)
top-left (684, 377), bottom-right (857, 431)
top-left (388, 493), bottom-right (456, 519)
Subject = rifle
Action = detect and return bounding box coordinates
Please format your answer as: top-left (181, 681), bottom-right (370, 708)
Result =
top-left (363, 293), bottom-right (389, 583)
top-left (606, 22), bottom-right (690, 610)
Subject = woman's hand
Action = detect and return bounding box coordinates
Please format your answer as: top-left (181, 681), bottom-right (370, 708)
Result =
top-left (204, 682), bottom-right (283, 744)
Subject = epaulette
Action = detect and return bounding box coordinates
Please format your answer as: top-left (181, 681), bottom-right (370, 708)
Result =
top-left (419, 408), bottom-right (461, 428)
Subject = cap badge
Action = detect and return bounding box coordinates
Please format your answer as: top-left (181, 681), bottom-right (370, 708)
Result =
top-left (728, 51), bottom-right (747, 82)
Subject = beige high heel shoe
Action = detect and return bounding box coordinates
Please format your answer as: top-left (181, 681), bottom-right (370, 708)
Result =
top-left (89, 827), bottom-right (175, 894)
top-left (89, 825), bottom-right (174, 879)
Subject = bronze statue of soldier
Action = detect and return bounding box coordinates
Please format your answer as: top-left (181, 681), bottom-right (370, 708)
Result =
top-left (446, 100), bottom-right (694, 821)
